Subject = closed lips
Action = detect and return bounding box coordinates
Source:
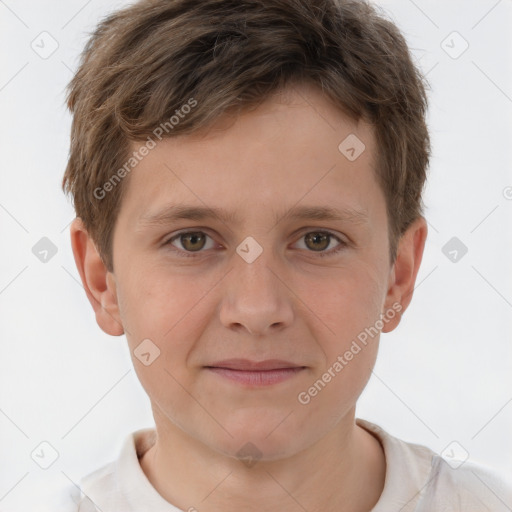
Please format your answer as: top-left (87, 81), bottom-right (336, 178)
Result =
top-left (205, 359), bottom-right (305, 370)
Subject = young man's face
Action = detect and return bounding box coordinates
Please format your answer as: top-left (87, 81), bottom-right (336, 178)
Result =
top-left (73, 83), bottom-right (426, 460)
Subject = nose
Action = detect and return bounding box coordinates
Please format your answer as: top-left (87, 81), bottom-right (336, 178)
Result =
top-left (219, 249), bottom-right (294, 336)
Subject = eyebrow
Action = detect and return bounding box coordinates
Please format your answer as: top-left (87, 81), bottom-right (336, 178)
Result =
top-left (136, 204), bottom-right (369, 230)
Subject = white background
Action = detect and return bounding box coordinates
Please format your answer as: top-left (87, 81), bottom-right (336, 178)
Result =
top-left (0, 0), bottom-right (511, 509)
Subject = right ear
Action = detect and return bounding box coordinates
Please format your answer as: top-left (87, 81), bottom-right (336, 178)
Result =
top-left (69, 218), bottom-right (124, 336)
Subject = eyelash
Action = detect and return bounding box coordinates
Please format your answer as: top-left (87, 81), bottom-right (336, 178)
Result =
top-left (163, 230), bottom-right (347, 259)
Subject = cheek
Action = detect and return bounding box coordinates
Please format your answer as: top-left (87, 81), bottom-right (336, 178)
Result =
top-left (117, 267), bottom-right (220, 373)
top-left (296, 262), bottom-right (384, 400)
top-left (116, 268), bottom-right (213, 416)
top-left (117, 264), bottom-right (209, 334)
top-left (296, 275), bottom-right (382, 418)
top-left (300, 262), bottom-right (386, 347)
top-left (303, 342), bottom-right (379, 428)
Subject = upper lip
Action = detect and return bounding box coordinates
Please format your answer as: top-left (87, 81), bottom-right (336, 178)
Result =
top-left (205, 359), bottom-right (304, 371)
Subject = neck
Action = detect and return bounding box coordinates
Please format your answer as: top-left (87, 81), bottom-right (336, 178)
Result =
top-left (139, 407), bottom-right (386, 512)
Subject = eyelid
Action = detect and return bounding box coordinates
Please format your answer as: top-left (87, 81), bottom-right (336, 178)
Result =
top-left (164, 228), bottom-right (345, 245)
top-left (292, 229), bottom-right (347, 253)
top-left (163, 228), bottom-right (220, 251)
top-left (293, 227), bottom-right (345, 241)
top-left (163, 227), bottom-right (348, 257)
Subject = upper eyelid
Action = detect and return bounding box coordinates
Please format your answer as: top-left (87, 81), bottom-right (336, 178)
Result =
top-left (165, 228), bottom-right (220, 245)
top-left (165, 228), bottom-right (346, 248)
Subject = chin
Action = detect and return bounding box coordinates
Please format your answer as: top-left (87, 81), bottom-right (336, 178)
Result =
top-left (210, 412), bottom-right (310, 462)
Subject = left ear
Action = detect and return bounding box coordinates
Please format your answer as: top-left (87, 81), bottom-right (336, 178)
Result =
top-left (381, 216), bottom-right (428, 333)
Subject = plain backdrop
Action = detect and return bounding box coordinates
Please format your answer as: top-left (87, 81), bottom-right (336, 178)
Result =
top-left (1, 0), bottom-right (511, 509)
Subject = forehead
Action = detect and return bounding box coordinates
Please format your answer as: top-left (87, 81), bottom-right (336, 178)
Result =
top-left (118, 84), bottom-right (380, 227)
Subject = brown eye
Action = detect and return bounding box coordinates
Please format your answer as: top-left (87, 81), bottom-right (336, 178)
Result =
top-left (294, 231), bottom-right (346, 257)
top-left (178, 232), bottom-right (207, 251)
top-left (304, 232), bottom-right (331, 251)
top-left (166, 231), bottom-right (216, 256)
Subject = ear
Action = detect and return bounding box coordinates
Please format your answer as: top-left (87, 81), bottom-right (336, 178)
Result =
top-left (381, 216), bottom-right (428, 333)
top-left (69, 218), bottom-right (124, 336)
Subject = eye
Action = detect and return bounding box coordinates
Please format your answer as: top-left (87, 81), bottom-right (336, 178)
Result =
top-left (164, 231), bottom-right (217, 257)
top-left (163, 229), bottom-right (347, 258)
top-left (294, 231), bottom-right (346, 257)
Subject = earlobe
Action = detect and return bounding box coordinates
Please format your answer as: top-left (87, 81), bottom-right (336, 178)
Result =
top-left (381, 216), bottom-right (428, 334)
top-left (69, 218), bottom-right (124, 336)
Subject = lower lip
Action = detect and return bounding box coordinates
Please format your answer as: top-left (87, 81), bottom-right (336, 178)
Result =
top-left (205, 367), bottom-right (305, 386)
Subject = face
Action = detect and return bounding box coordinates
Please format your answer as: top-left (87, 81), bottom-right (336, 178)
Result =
top-left (99, 84), bottom-right (401, 460)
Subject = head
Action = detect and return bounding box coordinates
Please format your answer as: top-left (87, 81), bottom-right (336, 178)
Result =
top-left (64, 0), bottom-right (430, 460)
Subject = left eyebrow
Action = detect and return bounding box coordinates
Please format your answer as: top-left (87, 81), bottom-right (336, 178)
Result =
top-left (135, 203), bottom-right (369, 230)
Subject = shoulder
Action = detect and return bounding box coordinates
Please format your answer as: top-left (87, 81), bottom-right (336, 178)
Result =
top-left (75, 460), bottom-right (119, 511)
top-left (34, 433), bottom-right (132, 512)
top-left (13, 475), bottom-right (88, 512)
top-left (421, 456), bottom-right (512, 511)
top-left (72, 428), bottom-right (157, 511)
top-left (356, 418), bottom-right (512, 512)
top-left (33, 462), bottom-right (118, 512)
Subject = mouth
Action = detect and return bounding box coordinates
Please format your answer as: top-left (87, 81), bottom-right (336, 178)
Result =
top-left (204, 359), bottom-right (307, 386)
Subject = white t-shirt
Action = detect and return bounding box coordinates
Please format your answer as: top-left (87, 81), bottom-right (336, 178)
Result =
top-left (60, 418), bottom-right (511, 511)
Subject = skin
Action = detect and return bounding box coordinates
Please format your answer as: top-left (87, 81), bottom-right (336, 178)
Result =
top-left (70, 82), bottom-right (427, 512)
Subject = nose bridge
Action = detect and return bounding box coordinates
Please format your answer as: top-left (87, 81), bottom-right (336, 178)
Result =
top-left (236, 247), bottom-right (279, 296)
top-left (219, 239), bottom-right (294, 334)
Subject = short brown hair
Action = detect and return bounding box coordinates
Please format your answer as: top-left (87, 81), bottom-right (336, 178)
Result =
top-left (62, 0), bottom-right (431, 272)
